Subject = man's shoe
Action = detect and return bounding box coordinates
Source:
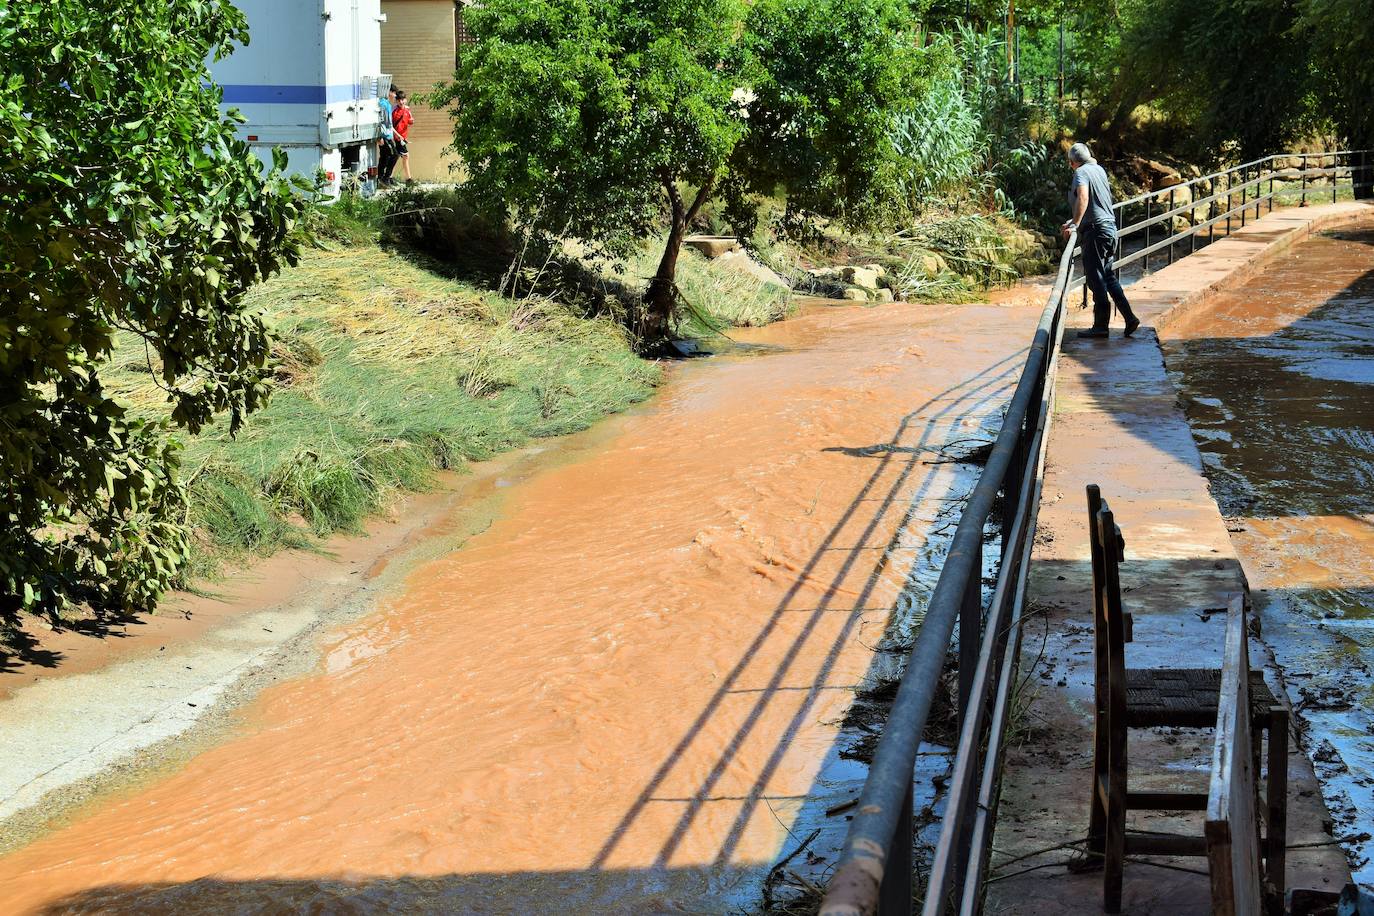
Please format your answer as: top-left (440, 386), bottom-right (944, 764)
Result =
top-left (1124, 316), bottom-right (1141, 337)
top-left (1075, 327), bottom-right (1109, 339)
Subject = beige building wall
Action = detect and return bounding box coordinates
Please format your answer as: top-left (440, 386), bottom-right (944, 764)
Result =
top-left (381, 0), bottom-right (459, 181)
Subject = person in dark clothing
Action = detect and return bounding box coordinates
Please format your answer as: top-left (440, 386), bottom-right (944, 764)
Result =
top-left (1062, 142), bottom-right (1140, 339)
top-left (377, 87), bottom-right (397, 186)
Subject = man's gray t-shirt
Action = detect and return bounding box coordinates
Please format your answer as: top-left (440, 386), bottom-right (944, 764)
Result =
top-left (1071, 161), bottom-right (1117, 235)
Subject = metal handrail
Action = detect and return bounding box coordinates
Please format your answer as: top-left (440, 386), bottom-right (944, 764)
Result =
top-left (819, 216), bottom-right (1074, 916)
top-left (1101, 150), bottom-right (1371, 286)
top-left (1111, 149), bottom-right (1360, 212)
top-left (1116, 175), bottom-right (1269, 237)
top-left (817, 147), bottom-right (1372, 916)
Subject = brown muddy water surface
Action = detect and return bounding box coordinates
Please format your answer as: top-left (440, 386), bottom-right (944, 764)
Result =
top-left (0, 298), bottom-right (1037, 913)
top-left (1165, 224), bottom-right (1374, 883)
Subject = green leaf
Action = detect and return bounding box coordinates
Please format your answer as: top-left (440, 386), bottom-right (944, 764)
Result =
top-left (0, 0), bottom-right (305, 623)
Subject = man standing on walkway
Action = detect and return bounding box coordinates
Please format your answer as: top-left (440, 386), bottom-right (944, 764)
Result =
top-left (1063, 142), bottom-right (1140, 339)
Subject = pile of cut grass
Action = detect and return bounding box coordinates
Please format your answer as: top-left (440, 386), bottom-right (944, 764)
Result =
top-left (629, 245), bottom-right (794, 333)
top-left (105, 241), bottom-right (660, 578)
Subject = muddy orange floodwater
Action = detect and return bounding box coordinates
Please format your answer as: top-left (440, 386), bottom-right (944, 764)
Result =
top-left (1166, 223), bottom-right (1374, 883)
top-left (0, 300), bottom-right (1036, 914)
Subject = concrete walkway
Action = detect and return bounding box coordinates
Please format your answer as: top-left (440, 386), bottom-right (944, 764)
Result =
top-left (985, 202), bottom-right (1373, 914)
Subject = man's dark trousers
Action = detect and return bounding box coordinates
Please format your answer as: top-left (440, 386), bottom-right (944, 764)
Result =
top-left (379, 138), bottom-right (398, 181)
top-left (1081, 225), bottom-right (1137, 330)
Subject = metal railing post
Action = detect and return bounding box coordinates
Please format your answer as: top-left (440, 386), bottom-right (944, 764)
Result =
top-left (1240, 166), bottom-right (1248, 227)
top-left (959, 542), bottom-right (983, 720)
top-left (1333, 152), bottom-right (1339, 204)
top-left (1190, 191), bottom-right (1198, 255)
top-left (1231, 170), bottom-right (1242, 236)
top-left (879, 782), bottom-right (914, 915)
top-left (1080, 239), bottom-right (1088, 309)
top-left (1143, 195), bottom-right (1152, 273)
top-left (1268, 162), bottom-right (1275, 213)
top-left (948, 536), bottom-right (985, 916)
top-left (1209, 180), bottom-right (1216, 246)
top-left (950, 754), bottom-right (973, 913)
top-left (1114, 206), bottom-right (1122, 282)
top-left (1300, 153), bottom-right (1308, 205)
top-left (1167, 189), bottom-right (1176, 265)
top-left (1003, 432), bottom-right (1026, 545)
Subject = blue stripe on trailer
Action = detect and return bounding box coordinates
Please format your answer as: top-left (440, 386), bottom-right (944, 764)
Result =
top-left (219, 84), bottom-right (359, 104)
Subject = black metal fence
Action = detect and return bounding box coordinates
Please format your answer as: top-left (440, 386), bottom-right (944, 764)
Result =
top-left (1086, 150), bottom-right (1374, 294)
top-left (816, 149), bottom-right (1372, 916)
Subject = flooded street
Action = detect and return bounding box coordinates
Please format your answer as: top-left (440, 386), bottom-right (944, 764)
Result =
top-left (1165, 224), bottom-right (1374, 883)
top-left (0, 299), bottom-right (1036, 914)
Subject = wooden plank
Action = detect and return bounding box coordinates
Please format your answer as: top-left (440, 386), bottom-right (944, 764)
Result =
top-left (1124, 834), bottom-right (1208, 857)
top-left (1206, 595), bottom-right (1264, 916)
top-left (1126, 790), bottom-right (1209, 811)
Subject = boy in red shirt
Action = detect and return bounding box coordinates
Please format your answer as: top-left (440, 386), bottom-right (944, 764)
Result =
top-left (391, 90), bottom-right (414, 184)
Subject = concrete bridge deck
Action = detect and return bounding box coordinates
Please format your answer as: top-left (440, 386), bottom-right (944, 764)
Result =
top-left (984, 202), bottom-right (1373, 914)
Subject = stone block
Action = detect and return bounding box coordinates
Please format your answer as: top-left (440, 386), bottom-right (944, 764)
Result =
top-left (683, 235), bottom-right (740, 259)
top-left (841, 264), bottom-right (884, 290)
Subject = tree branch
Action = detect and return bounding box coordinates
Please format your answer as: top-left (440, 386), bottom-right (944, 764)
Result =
top-left (659, 168), bottom-right (686, 224)
top-left (684, 175), bottom-right (717, 229)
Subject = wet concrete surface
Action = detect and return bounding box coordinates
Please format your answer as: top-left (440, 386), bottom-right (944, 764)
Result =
top-left (988, 205), bottom-right (1365, 915)
top-left (0, 298), bottom-right (1040, 914)
top-left (1165, 224), bottom-right (1374, 887)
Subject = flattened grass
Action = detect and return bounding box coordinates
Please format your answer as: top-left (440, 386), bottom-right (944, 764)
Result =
top-left (637, 245), bottom-right (794, 332)
top-left (106, 242), bottom-right (660, 574)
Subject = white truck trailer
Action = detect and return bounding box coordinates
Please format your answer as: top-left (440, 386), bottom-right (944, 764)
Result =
top-left (210, 0), bottom-right (390, 198)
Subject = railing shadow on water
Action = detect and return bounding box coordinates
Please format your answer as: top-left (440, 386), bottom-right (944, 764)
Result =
top-left (21, 347), bottom-right (1033, 916)
top-left (592, 344), bottom-right (1031, 873)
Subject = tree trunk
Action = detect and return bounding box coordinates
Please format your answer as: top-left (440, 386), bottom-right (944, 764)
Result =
top-left (644, 216), bottom-right (685, 341)
top-left (643, 174), bottom-right (715, 344)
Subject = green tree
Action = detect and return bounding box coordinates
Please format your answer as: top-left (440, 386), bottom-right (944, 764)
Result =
top-left (0, 0), bottom-right (306, 624)
top-left (435, 0), bottom-right (748, 340)
top-left (1301, 0), bottom-right (1374, 150)
top-left (731, 0), bottom-right (928, 229)
top-left (1048, 0), bottom-right (1318, 159)
top-left (1120, 0), bottom-right (1313, 158)
top-left (437, 0), bottom-right (926, 340)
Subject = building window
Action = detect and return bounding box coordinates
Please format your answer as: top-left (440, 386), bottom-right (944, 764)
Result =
top-left (456, 1), bottom-right (478, 63)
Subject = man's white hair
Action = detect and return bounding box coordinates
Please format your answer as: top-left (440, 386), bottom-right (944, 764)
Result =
top-left (1069, 142), bottom-right (1093, 164)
